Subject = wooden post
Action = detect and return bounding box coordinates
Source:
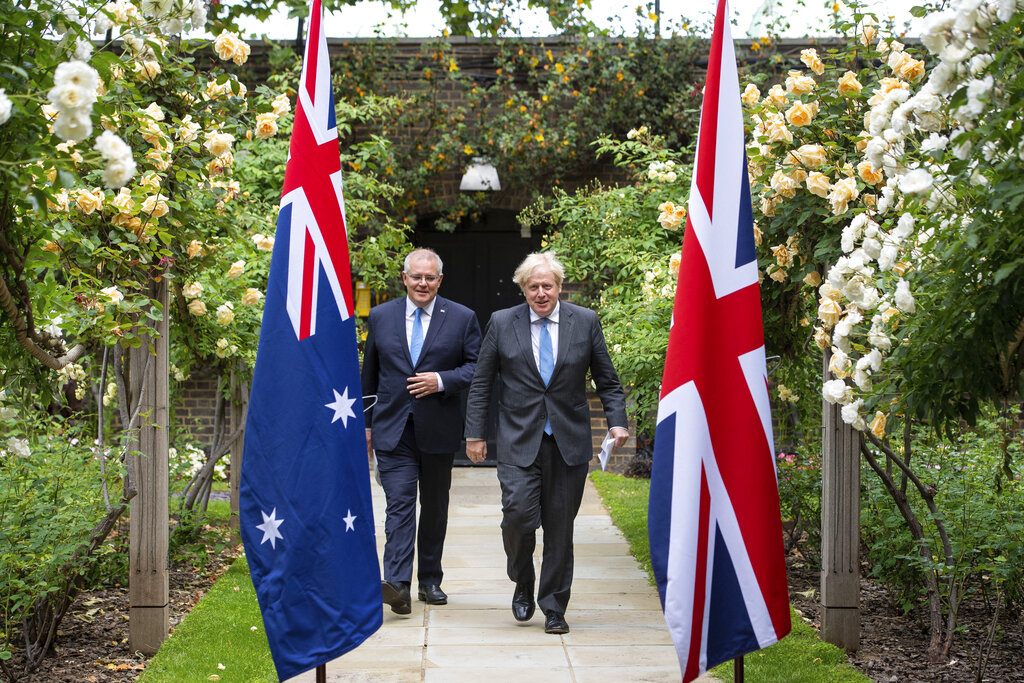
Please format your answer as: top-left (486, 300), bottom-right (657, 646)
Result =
top-left (229, 367), bottom-right (249, 546)
top-left (820, 349), bottom-right (861, 650)
top-left (128, 278), bottom-right (170, 655)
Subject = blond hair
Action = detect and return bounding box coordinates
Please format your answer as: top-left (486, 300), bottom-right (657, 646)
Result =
top-left (513, 252), bottom-right (564, 289)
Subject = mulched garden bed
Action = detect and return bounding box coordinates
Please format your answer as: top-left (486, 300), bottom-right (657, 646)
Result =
top-left (5, 542), bottom-right (1022, 682)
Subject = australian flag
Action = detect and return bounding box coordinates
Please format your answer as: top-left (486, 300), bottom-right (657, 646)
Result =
top-left (239, 1), bottom-right (382, 679)
top-left (647, 1), bottom-right (791, 679)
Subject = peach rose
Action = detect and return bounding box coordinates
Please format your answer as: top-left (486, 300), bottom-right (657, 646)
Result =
top-left (242, 288), bottom-right (263, 306)
top-left (817, 297), bottom-right (842, 328)
top-left (800, 48), bottom-right (825, 75)
top-left (788, 143), bottom-right (826, 168)
top-left (187, 240), bottom-right (204, 259)
top-left (770, 170), bottom-right (799, 199)
top-left (75, 188), bottom-right (104, 214)
top-left (765, 84), bottom-right (788, 104)
top-left (785, 101), bottom-right (816, 127)
top-left (216, 302), bottom-right (235, 325)
top-left (785, 70), bottom-right (816, 95)
top-left (182, 281), bottom-right (204, 299)
top-left (869, 411), bottom-right (887, 438)
top-left (141, 194), bottom-right (169, 219)
top-left (771, 244), bottom-right (793, 267)
top-left (741, 83), bottom-right (760, 107)
top-left (827, 177), bottom-right (860, 215)
top-left (227, 260), bottom-right (245, 279)
top-left (254, 112), bottom-right (279, 140)
top-left (214, 31), bottom-right (251, 66)
top-left (803, 271), bottom-right (822, 287)
top-left (765, 119), bottom-right (793, 144)
top-left (272, 93), bottom-right (291, 116)
top-left (861, 22), bottom-right (877, 48)
top-left (203, 131), bottom-right (235, 157)
top-left (188, 299), bottom-right (207, 317)
top-left (838, 71), bottom-right (863, 96)
top-left (857, 160), bottom-right (884, 185)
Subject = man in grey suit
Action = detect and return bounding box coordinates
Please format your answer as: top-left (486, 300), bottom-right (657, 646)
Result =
top-left (363, 248), bottom-right (481, 614)
top-left (464, 252), bottom-right (629, 634)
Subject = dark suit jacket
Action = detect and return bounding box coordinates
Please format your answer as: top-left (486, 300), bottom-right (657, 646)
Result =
top-left (464, 301), bottom-right (627, 467)
top-left (362, 295), bottom-right (481, 453)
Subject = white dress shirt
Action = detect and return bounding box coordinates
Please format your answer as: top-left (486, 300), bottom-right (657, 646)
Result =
top-left (528, 302), bottom-right (559, 373)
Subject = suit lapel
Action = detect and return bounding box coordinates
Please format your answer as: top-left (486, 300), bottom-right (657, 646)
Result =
top-left (552, 302), bottom-right (574, 383)
top-left (416, 295), bottom-right (448, 366)
top-left (512, 304), bottom-right (543, 384)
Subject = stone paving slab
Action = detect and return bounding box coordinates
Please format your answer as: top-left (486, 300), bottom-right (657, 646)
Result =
top-left (286, 468), bottom-right (717, 682)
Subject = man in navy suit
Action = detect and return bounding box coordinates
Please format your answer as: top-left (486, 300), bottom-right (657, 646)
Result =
top-left (464, 252), bottom-right (629, 634)
top-left (362, 248), bottom-right (482, 614)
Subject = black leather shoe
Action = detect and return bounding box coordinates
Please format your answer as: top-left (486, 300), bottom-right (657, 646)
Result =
top-left (511, 581), bottom-right (535, 622)
top-left (417, 584), bottom-right (448, 605)
top-left (544, 612), bottom-right (569, 634)
top-left (382, 581), bottom-right (411, 615)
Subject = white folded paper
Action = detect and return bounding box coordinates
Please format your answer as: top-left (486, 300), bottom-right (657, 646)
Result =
top-left (598, 431), bottom-right (615, 474)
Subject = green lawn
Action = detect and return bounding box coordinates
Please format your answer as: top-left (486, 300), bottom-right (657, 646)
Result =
top-left (138, 557), bottom-right (275, 682)
top-left (142, 472), bottom-right (867, 682)
top-left (590, 472), bottom-right (869, 682)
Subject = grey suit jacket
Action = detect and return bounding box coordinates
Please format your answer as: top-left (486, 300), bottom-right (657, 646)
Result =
top-left (464, 301), bottom-right (627, 467)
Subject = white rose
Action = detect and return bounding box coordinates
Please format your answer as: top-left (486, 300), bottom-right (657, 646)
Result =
top-left (0, 89), bottom-right (12, 126)
top-left (822, 379), bottom-right (851, 405)
top-left (868, 324), bottom-right (892, 352)
top-left (216, 302), bottom-right (235, 325)
top-left (840, 399), bottom-right (867, 430)
top-left (8, 437), bottom-right (31, 457)
top-left (895, 279), bottom-right (915, 313)
top-left (182, 281), bottom-right (203, 299)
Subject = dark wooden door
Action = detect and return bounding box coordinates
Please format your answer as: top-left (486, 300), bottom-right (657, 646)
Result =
top-left (414, 210), bottom-right (544, 464)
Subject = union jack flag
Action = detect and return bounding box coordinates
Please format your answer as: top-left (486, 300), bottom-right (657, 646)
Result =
top-left (648, 1), bottom-right (791, 679)
top-left (240, 1), bottom-right (381, 679)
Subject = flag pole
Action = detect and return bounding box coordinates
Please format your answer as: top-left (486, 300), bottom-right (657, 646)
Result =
top-left (734, 655), bottom-right (744, 682)
top-left (316, 663), bottom-right (326, 682)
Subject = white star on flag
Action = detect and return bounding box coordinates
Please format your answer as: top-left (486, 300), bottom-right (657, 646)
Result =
top-left (325, 387), bottom-right (357, 426)
top-left (256, 508), bottom-right (285, 549)
top-left (343, 509), bottom-right (357, 531)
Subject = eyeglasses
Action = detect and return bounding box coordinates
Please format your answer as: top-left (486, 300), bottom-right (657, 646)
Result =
top-left (405, 274), bottom-right (440, 283)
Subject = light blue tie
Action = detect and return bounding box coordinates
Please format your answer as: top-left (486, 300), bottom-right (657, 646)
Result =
top-left (410, 307), bottom-right (424, 367)
top-left (539, 318), bottom-right (553, 435)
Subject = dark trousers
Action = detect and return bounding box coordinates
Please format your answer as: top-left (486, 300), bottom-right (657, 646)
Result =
top-left (376, 416), bottom-right (454, 587)
top-left (497, 433), bottom-right (589, 616)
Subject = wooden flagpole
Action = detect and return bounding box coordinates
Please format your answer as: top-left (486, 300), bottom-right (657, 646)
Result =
top-left (734, 655), bottom-right (744, 682)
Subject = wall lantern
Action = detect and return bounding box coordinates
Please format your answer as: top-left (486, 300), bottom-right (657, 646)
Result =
top-left (459, 157), bottom-right (501, 191)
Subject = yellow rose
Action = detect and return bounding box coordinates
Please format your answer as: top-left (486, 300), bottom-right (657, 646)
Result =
top-left (800, 48), bottom-right (825, 76)
top-left (857, 160), bottom-right (884, 186)
top-left (838, 71), bottom-right (863, 96)
top-left (785, 101), bottom-right (816, 127)
top-left (187, 299), bottom-right (207, 317)
top-left (819, 281), bottom-right (843, 301)
top-left (178, 116), bottom-right (200, 143)
top-left (803, 271), bottom-right (822, 287)
top-left (145, 149), bottom-right (171, 171)
top-left (752, 223), bottom-right (763, 246)
top-left (254, 112), bottom-right (279, 140)
top-left (47, 189), bottom-right (70, 213)
top-left (204, 131), bottom-right (235, 157)
top-left (216, 302), bottom-right (235, 325)
top-left (896, 56), bottom-right (926, 82)
top-left (869, 411), bottom-right (887, 438)
top-left (765, 119), bottom-right (793, 144)
top-left (855, 135), bottom-right (869, 152)
top-left (272, 93), bottom-right (291, 116)
top-left (760, 194), bottom-right (779, 217)
top-left (827, 177), bottom-right (859, 215)
top-left (813, 326), bottom-right (831, 350)
top-left (741, 83), bottom-right (760, 107)
top-left (765, 84), bottom-right (788, 104)
top-left (771, 244), bottom-right (793, 267)
top-left (770, 170), bottom-right (799, 199)
top-left (135, 60), bottom-right (161, 81)
top-left (252, 233), bottom-right (275, 251)
top-left (788, 143), bottom-right (826, 168)
top-left (111, 213), bottom-right (139, 230)
top-left (785, 70), bottom-right (816, 95)
top-left (141, 194), bottom-right (169, 219)
top-left (227, 260), bottom-right (245, 278)
top-left (187, 240), bottom-right (204, 259)
top-left (769, 268), bottom-right (788, 282)
top-left (214, 31), bottom-right (251, 66)
top-left (818, 297), bottom-right (842, 329)
top-left (861, 22), bottom-right (877, 48)
top-left (241, 288), bottom-right (263, 306)
top-left (75, 188), bottom-right (104, 214)
top-left (182, 281), bottom-right (204, 299)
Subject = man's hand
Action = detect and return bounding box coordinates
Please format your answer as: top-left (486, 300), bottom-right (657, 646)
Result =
top-left (407, 372), bottom-right (439, 398)
top-left (465, 440), bottom-right (487, 463)
top-left (609, 427), bottom-right (629, 452)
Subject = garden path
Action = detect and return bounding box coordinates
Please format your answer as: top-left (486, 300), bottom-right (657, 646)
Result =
top-left (286, 467), bottom-right (714, 682)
